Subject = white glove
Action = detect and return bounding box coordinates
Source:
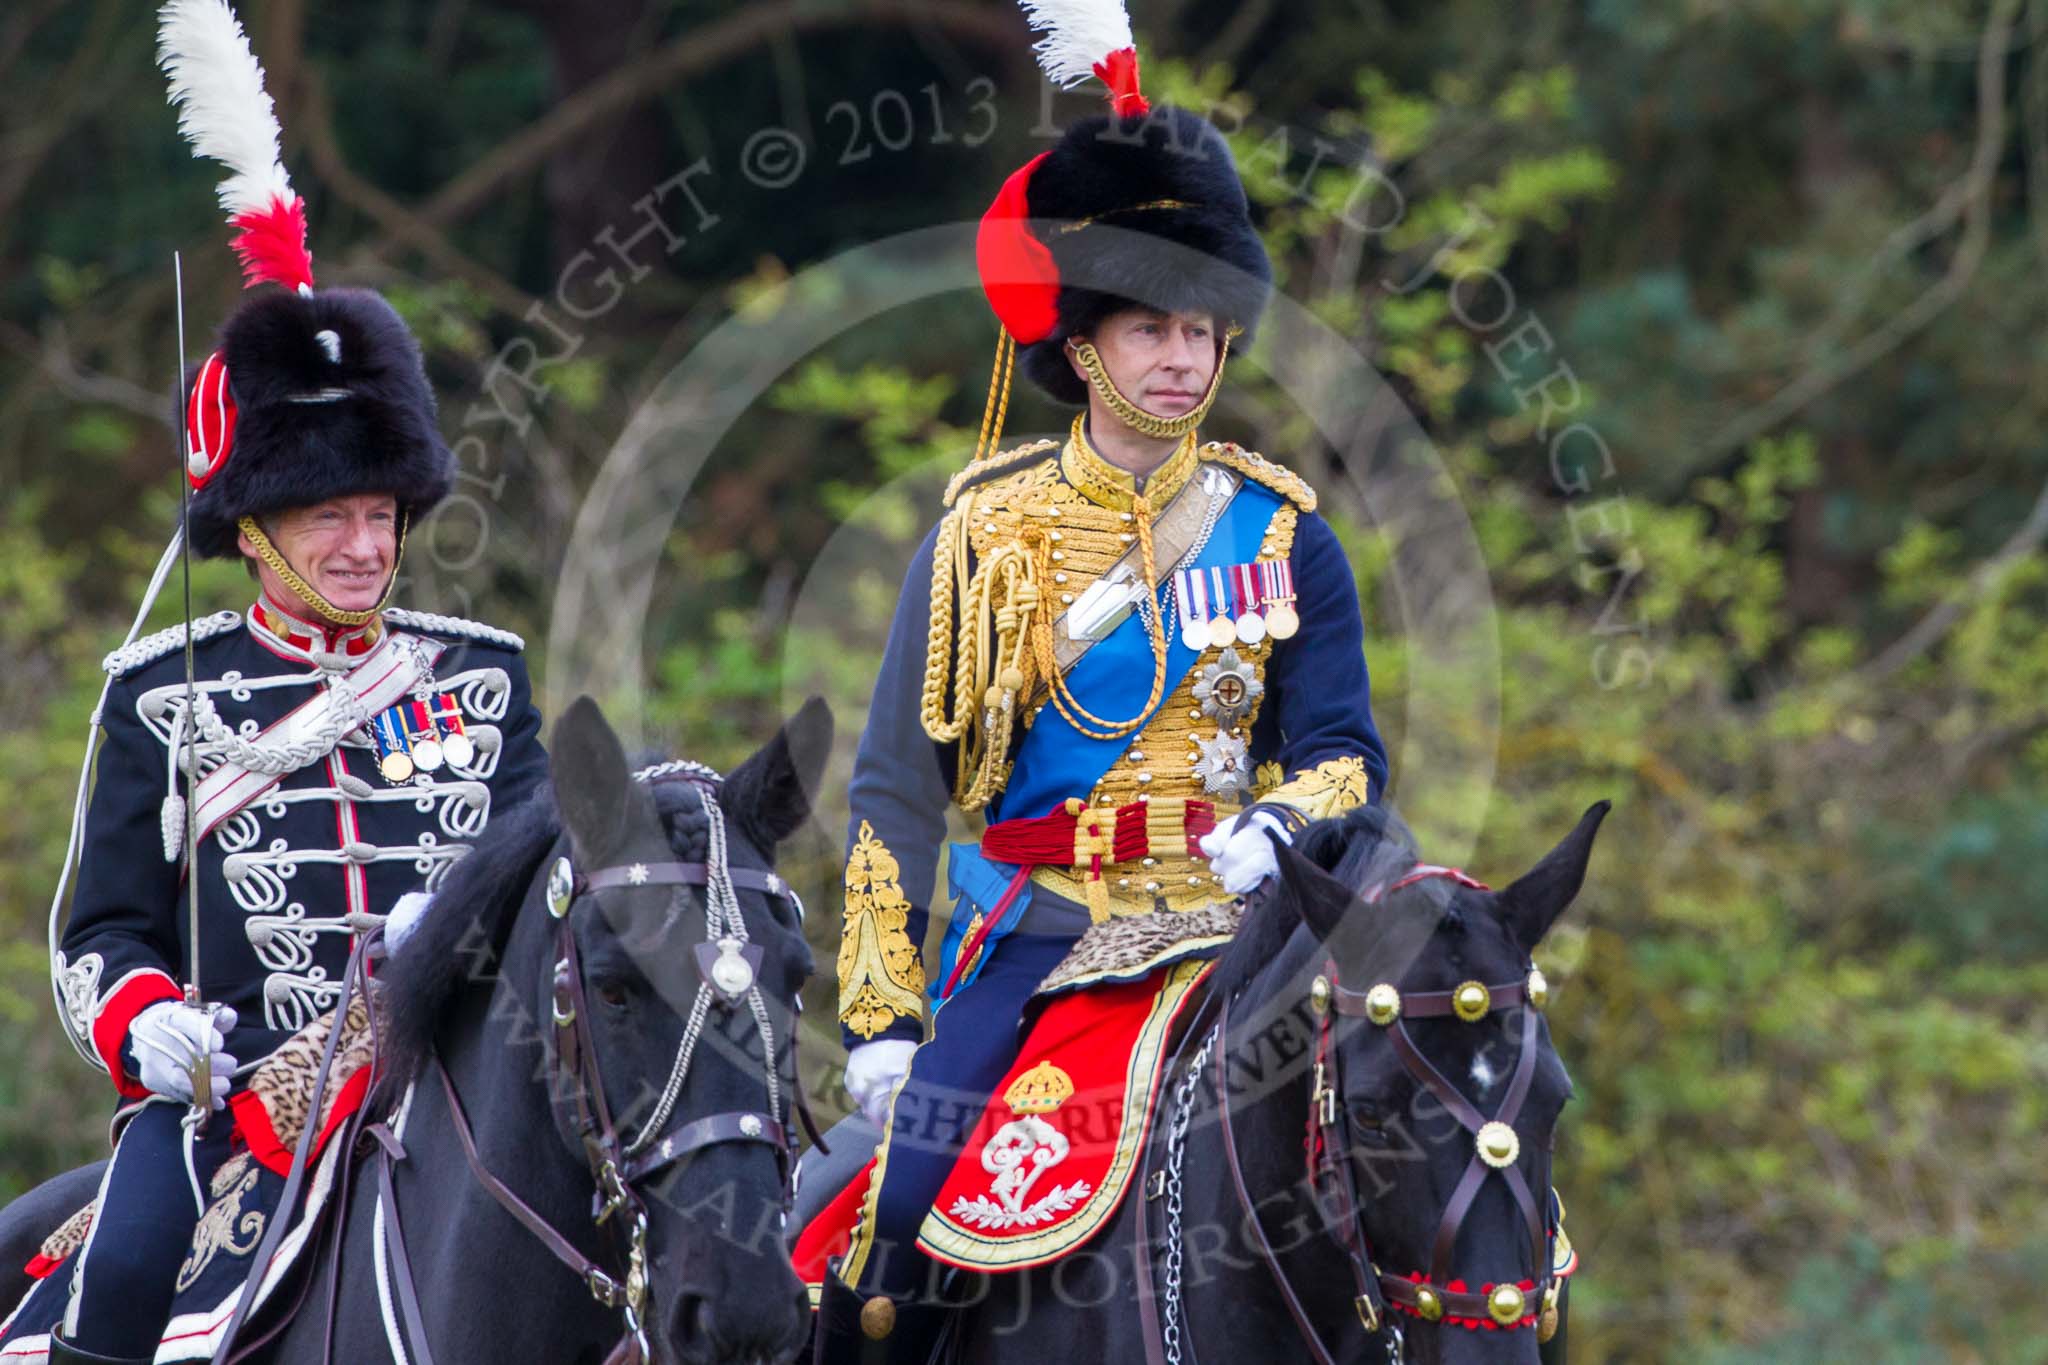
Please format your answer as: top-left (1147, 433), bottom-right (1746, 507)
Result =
top-left (843, 1038), bottom-right (917, 1128)
top-left (1199, 809), bottom-right (1293, 896)
top-left (129, 1001), bottom-right (238, 1110)
top-left (385, 890), bottom-right (434, 953)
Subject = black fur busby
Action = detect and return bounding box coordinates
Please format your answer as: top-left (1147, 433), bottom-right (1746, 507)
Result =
top-left (1017, 106), bottom-right (1272, 405)
top-left (183, 288), bottom-right (455, 558)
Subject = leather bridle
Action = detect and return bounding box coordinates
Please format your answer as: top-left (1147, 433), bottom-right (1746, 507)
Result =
top-left (1209, 863), bottom-right (1566, 1361)
top-left (382, 769), bottom-right (823, 1365)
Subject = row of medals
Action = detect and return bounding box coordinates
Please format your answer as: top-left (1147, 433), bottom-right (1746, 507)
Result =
top-left (1178, 574), bottom-right (1301, 649)
top-left (371, 695), bottom-right (474, 784)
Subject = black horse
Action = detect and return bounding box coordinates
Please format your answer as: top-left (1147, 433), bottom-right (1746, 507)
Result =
top-left (2, 696), bottom-right (828, 1365)
top-left (945, 800), bottom-right (1605, 1365)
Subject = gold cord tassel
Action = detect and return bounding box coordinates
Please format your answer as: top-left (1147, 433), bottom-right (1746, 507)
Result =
top-left (973, 330), bottom-right (1016, 466)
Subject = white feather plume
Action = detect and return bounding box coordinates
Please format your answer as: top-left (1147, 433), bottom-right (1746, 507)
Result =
top-left (157, 0), bottom-right (294, 221)
top-left (1018, 0), bottom-right (1136, 90)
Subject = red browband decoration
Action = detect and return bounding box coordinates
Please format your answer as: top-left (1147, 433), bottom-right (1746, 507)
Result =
top-left (1390, 1275), bottom-right (1539, 1331)
top-left (1368, 863), bottom-right (1492, 900)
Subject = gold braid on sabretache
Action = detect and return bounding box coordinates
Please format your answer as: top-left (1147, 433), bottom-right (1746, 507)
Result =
top-left (236, 511), bottom-right (409, 627)
top-left (1068, 322), bottom-right (1241, 440)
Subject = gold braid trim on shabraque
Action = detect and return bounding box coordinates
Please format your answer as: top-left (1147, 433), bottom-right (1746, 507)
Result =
top-left (838, 820), bottom-right (928, 1038)
top-left (1031, 495), bottom-right (1305, 916)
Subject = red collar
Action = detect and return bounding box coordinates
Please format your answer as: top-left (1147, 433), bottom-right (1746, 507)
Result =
top-left (250, 595), bottom-right (382, 658)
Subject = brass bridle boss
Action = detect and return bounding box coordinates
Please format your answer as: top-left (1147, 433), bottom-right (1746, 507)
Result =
top-left (1304, 864), bottom-right (1566, 1339)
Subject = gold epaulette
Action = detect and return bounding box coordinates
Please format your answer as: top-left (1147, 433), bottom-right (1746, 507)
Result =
top-left (943, 438), bottom-right (1062, 507)
top-left (1202, 441), bottom-right (1318, 513)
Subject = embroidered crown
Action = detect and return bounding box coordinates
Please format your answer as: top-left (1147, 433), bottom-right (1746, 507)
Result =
top-left (1004, 1060), bottom-right (1077, 1115)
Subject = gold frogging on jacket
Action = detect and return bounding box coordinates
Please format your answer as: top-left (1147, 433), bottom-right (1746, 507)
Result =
top-left (906, 435), bottom-right (1366, 922)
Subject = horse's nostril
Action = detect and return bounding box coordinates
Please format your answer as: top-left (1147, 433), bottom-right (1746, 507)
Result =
top-left (668, 1291), bottom-right (708, 1348)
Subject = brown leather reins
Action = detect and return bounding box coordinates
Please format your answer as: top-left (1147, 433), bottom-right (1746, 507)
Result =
top-left (1142, 863), bottom-right (1566, 1364)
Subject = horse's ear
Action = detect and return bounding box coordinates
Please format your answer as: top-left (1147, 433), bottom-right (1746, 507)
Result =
top-left (722, 696), bottom-right (834, 852)
top-left (551, 696), bottom-right (660, 862)
top-left (1495, 800), bottom-right (1611, 950)
top-left (1271, 833), bottom-right (1357, 942)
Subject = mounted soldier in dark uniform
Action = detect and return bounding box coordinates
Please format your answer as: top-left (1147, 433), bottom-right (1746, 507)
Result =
top-left (17, 6), bottom-right (547, 1360)
top-left (809, 3), bottom-right (1388, 1357)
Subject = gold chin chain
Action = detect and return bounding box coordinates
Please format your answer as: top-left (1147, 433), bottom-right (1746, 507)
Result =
top-left (237, 511), bottom-right (408, 628)
top-left (1068, 323), bottom-right (1240, 440)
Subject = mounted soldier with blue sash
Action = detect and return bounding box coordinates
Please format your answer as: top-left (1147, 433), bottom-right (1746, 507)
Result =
top-left (812, 1), bottom-right (1389, 1355)
top-left (12, 6), bottom-right (547, 1361)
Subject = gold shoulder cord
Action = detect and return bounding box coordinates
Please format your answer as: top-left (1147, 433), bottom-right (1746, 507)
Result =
top-left (919, 489), bottom-right (1041, 810)
top-left (919, 322), bottom-right (1241, 809)
top-left (237, 511), bottom-right (409, 627)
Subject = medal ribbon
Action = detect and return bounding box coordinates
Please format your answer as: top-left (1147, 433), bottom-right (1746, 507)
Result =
top-left (1175, 568), bottom-right (1201, 638)
top-left (1234, 564), bottom-right (1262, 624)
top-left (1209, 567), bottom-right (1231, 627)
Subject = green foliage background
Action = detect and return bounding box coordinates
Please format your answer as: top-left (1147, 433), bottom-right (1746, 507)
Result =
top-left (2, 2), bottom-right (2045, 1359)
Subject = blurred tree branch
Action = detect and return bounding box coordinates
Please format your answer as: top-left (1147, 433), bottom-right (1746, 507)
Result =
top-left (295, 67), bottom-right (539, 317)
top-left (0, 0), bottom-right (125, 227)
top-left (2028, 0), bottom-right (2048, 268)
top-left (389, 0), bottom-right (1021, 244)
top-left (1686, 0), bottom-right (2022, 467)
top-left (0, 319), bottom-right (167, 423)
top-left (0, 0), bottom-right (66, 83)
top-left (1862, 471), bottom-right (2048, 681)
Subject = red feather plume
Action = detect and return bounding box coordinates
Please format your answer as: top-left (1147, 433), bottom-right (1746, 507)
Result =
top-left (228, 193), bottom-right (313, 292)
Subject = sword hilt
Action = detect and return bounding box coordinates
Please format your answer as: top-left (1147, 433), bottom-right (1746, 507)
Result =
top-left (181, 988), bottom-right (222, 1132)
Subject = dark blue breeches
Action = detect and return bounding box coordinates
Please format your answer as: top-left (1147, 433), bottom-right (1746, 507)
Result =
top-left (66, 1099), bottom-right (234, 1356)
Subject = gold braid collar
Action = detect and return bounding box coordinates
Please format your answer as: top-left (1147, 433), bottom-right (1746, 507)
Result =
top-left (1062, 414), bottom-right (1199, 512)
top-left (237, 511), bottom-right (408, 628)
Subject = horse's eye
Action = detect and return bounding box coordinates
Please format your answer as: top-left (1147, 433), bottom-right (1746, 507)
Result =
top-left (1346, 1101), bottom-right (1387, 1135)
top-left (595, 980), bottom-right (633, 1010)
